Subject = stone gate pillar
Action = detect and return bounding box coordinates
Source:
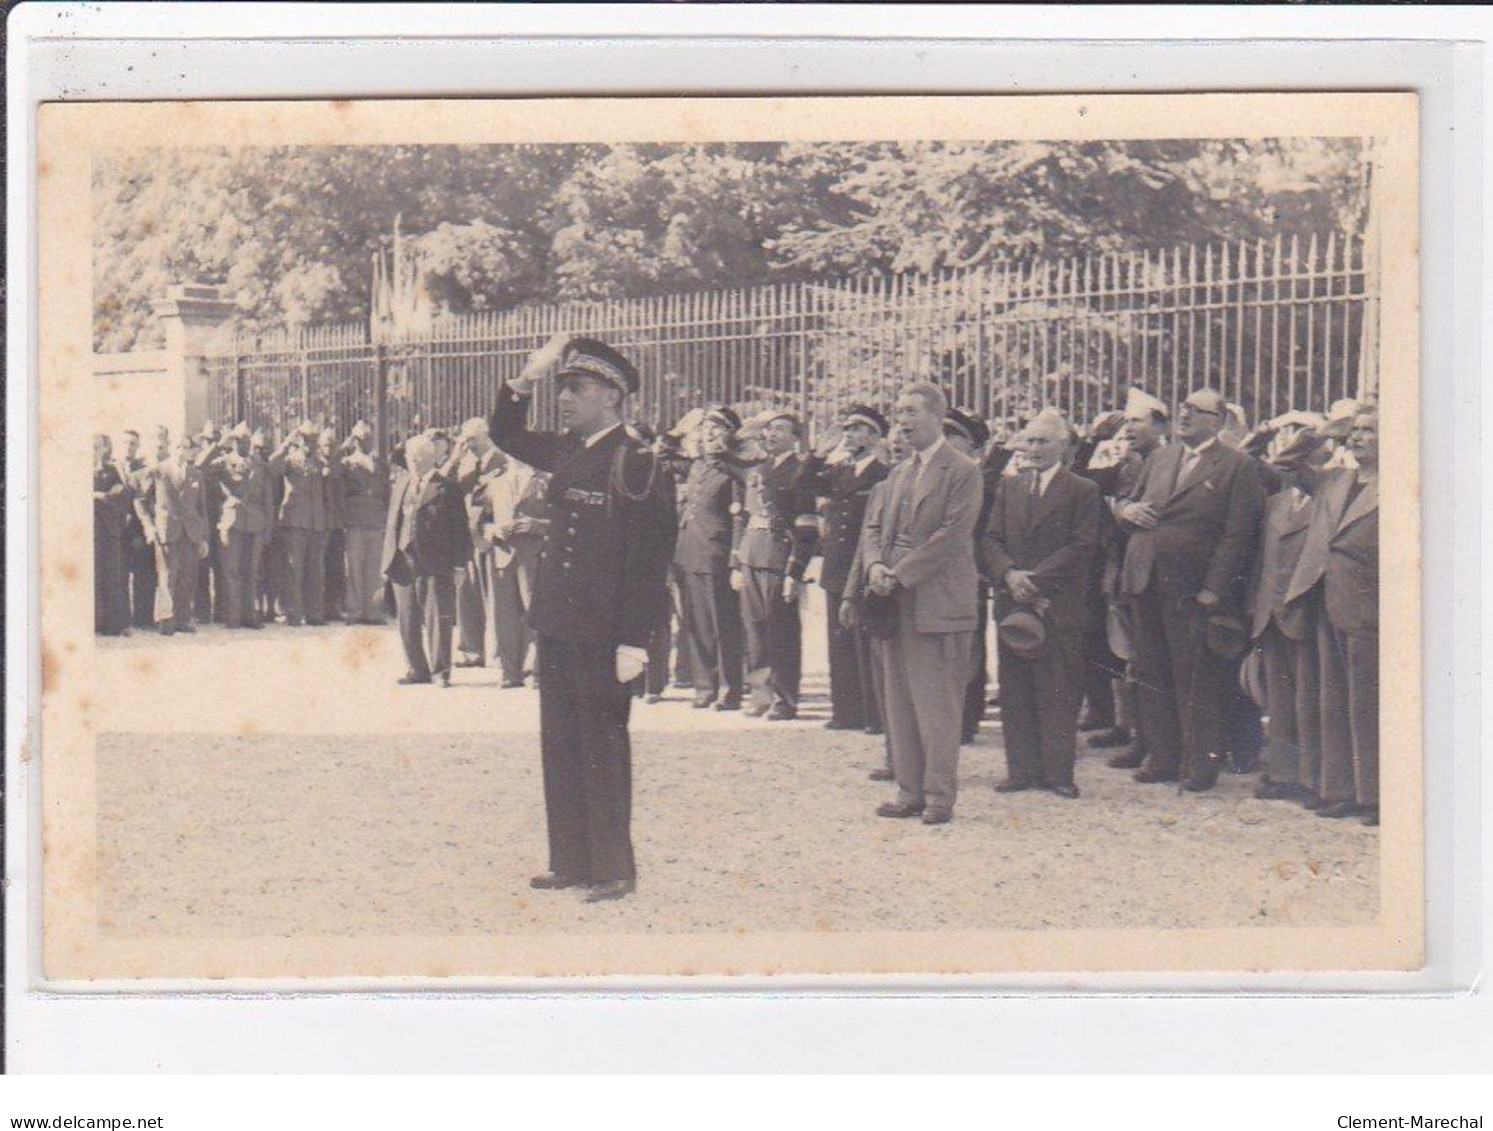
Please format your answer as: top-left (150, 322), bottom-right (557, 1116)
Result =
top-left (152, 283), bottom-right (237, 436)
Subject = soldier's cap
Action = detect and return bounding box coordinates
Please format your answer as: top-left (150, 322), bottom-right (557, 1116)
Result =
top-left (758, 409), bottom-right (801, 431)
top-left (841, 404), bottom-right (889, 437)
top-left (943, 407), bottom-right (990, 449)
top-left (1124, 387), bottom-right (1170, 420)
top-left (997, 608), bottom-right (1049, 660)
top-left (557, 337), bottom-right (639, 397)
top-left (704, 404), bottom-right (743, 432)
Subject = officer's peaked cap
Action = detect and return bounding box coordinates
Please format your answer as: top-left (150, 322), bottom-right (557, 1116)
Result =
top-left (558, 337), bottom-right (640, 397)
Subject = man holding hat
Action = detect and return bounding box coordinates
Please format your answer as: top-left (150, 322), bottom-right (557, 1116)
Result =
top-left (1117, 387), bottom-right (1266, 792)
top-left (731, 408), bottom-right (819, 721)
top-left (662, 404), bottom-right (750, 711)
top-left (981, 410), bottom-right (1103, 798)
top-left (490, 333), bottom-right (677, 903)
top-left (800, 404), bottom-right (890, 732)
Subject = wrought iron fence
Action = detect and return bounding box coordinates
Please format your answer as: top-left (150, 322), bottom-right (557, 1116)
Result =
top-left (204, 231), bottom-right (1377, 451)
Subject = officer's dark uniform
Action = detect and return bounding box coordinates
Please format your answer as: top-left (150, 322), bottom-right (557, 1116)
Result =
top-left (489, 340), bottom-right (677, 891)
top-left (733, 432), bottom-right (819, 718)
top-left (666, 410), bottom-right (749, 710)
top-left (798, 404), bottom-right (889, 731)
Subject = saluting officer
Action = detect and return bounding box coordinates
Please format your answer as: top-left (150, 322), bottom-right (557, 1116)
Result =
top-left (731, 410), bottom-right (820, 721)
top-left (490, 333), bottom-right (677, 904)
top-left (798, 404), bottom-right (890, 732)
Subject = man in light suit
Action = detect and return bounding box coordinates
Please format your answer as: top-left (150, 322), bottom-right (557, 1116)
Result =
top-left (132, 433), bottom-right (211, 635)
top-left (1245, 415), bottom-right (1329, 806)
top-left (1117, 387), bottom-right (1266, 792)
top-left (981, 410), bottom-right (1102, 798)
top-left (858, 383), bottom-right (982, 825)
top-left (453, 418), bottom-right (507, 669)
top-left (1284, 407), bottom-right (1379, 826)
top-left (382, 432), bottom-right (467, 687)
top-left (480, 455), bottom-right (547, 689)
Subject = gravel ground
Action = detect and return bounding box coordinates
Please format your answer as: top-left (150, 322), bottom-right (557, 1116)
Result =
top-left (94, 609), bottom-right (1378, 940)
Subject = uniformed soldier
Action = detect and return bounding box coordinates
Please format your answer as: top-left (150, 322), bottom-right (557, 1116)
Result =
top-left (731, 410), bottom-right (820, 721)
top-left (490, 333), bottom-right (677, 904)
top-left (661, 404), bottom-right (750, 711)
top-left (799, 404), bottom-right (890, 732)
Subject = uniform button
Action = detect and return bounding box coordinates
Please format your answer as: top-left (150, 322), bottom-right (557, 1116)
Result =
top-left (563, 562), bottom-right (572, 570)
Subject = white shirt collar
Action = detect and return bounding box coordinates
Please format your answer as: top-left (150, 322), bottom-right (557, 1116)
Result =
top-left (773, 450), bottom-right (795, 468)
top-left (584, 422), bottom-right (623, 449)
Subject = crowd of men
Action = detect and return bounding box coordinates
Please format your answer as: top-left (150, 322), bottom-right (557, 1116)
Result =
top-left (95, 362), bottom-right (1381, 847)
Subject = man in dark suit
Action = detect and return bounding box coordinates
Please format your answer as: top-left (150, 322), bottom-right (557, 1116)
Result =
top-left (93, 434), bottom-right (132, 636)
top-left (732, 411), bottom-right (819, 721)
top-left (859, 383), bottom-right (983, 825)
top-left (1117, 387), bottom-right (1266, 792)
top-left (381, 432), bottom-right (467, 687)
top-left (663, 405), bottom-right (749, 711)
top-left (1284, 406), bottom-right (1379, 826)
top-left (205, 423), bottom-right (274, 630)
top-left (132, 433), bottom-right (211, 635)
top-left (269, 424), bottom-right (330, 626)
top-left (982, 410), bottom-right (1103, 797)
top-left (799, 404), bottom-right (890, 732)
top-left (490, 334), bottom-right (677, 903)
top-left (941, 408), bottom-right (995, 745)
top-left (339, 422), bottom-right (390, 625)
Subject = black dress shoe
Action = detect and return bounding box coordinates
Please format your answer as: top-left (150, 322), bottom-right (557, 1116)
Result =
top-left (767, 704), bottom-right (797, 721)
top-left (1106, 749), bottom-right (1144, 768)
top-left (868, 767), bottom-right (895, 782)
top-left (501, 678), bottom-right (526, 689)
top-left (994, 779), bottom-right (1037, 793)
top-left (1180, 776), bottom-right (1217, 793)
top-left (921, 808), bottom-right (953, 825)
top-left (1300, 792), bottom-right (1325, 810)
top-left (864, 724), bottom-right (885, 736)
top-left (644, 693), bottom-right (664, 704)
top-left (824, 719), bottom-right (856, 731)
top-left (455, 656), bottom-right (485, 669)
top-left (530, 873), bottom-right (583, 890)
top-left (1360, 806), bottom-right (1380, 827)
top-left (692, 692), bottom-right (719, 710)
top-left (876, 801), bottom-right (925, 819)
top-left (398, 673), bottom-right (432, 686)
top-left (1048, 784), bottom-right (1080, 800)
top-left (714, 696), bottom-right (742, 712)
top-left (1134, 768), bottom-right (1179, 784)
top-left (1088, 727), bottom-right (1133, 749)
top-left (1317, 800), bottom-right (1361, 819)
top-left (584, 879), bottom-right (636, 903)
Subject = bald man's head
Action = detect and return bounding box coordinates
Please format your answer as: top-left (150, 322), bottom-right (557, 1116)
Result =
top-left (1177, 388), bottom-right (1227, 446)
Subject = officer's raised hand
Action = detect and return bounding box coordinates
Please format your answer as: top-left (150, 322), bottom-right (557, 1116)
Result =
top-left (730, 567), bottom-right (745, 593)
top-left (515, 332), bottom-right (572, 392)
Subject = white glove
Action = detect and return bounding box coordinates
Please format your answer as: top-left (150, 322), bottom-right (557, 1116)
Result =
top-left (615, 646), bottom-right (648, 684)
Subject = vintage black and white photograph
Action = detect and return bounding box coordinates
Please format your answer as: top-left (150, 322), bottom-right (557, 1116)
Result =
top-left (41, 93), bottom-right (1420, 978)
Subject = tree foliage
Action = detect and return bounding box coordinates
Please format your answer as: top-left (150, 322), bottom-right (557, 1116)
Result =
top-left (93, 138), bottom-right (1368, 351)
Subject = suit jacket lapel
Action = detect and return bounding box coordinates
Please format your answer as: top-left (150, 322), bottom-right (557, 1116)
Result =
top-left (1167, 443), bottom-right (1224, 506)
top-left (1335, 477), bottom-right (1378, 535)
top-left (1029, 467), bottom-right (1069, 531)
